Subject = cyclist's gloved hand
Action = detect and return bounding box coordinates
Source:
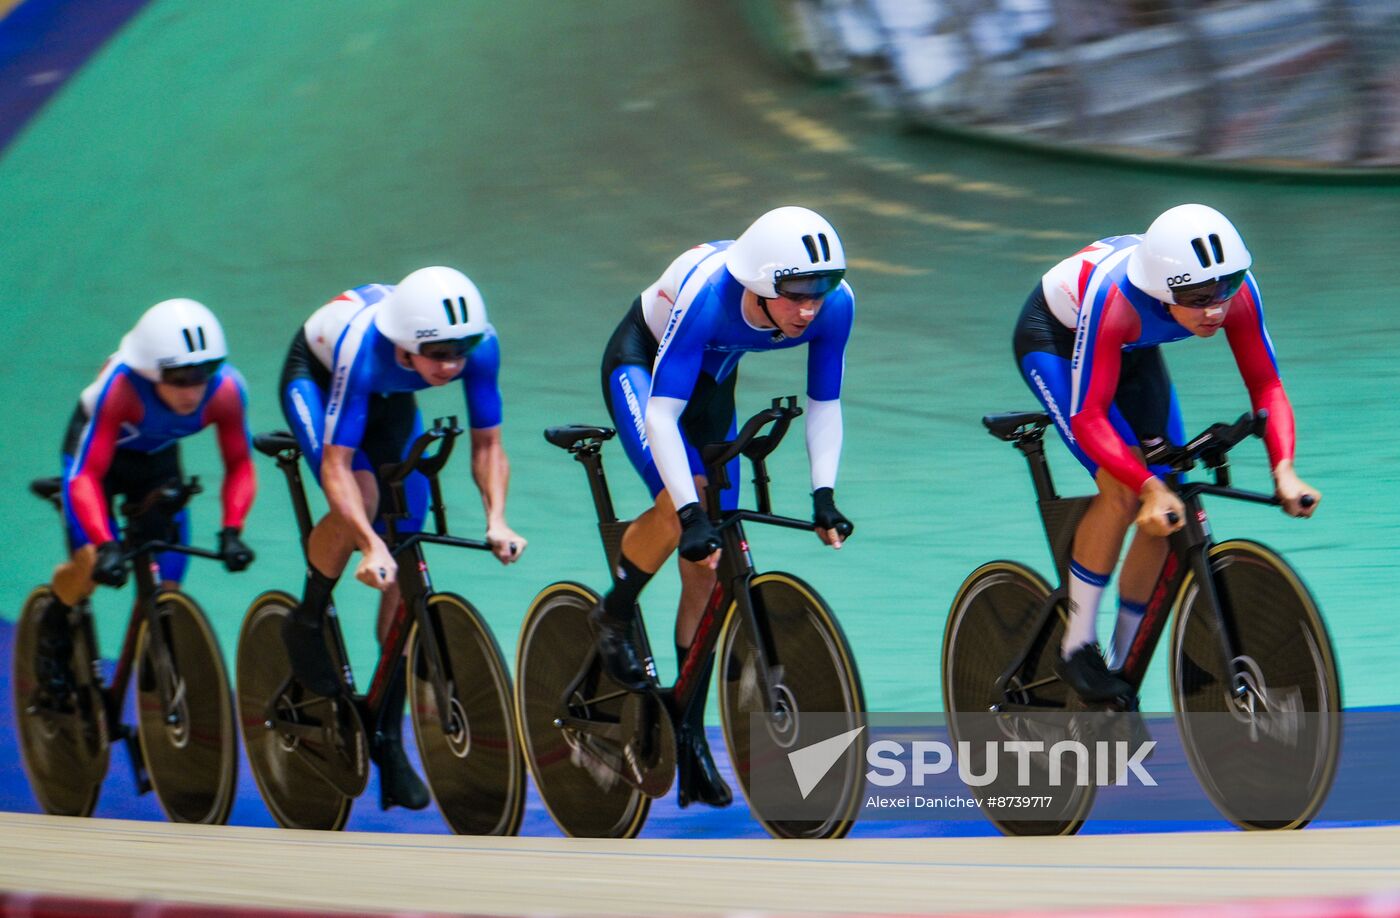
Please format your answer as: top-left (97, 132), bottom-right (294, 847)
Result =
top-left (676, 502), bottom-right (721, 562)
top-left (218, 527), bottom-right (255, 572)
top-left (812, 487), bottom-right (854, 541)
top-left (92, 540), bottom-right (127, 588)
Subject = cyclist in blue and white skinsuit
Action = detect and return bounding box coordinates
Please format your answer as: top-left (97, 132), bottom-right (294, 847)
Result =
top-left (277, 266), bottom-right (526, 811)
top-left (596, 206), bottom-right (856, 809)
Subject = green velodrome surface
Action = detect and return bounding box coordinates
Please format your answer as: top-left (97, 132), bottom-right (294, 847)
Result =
top-left (1, 0), bottom-right (1396, 714)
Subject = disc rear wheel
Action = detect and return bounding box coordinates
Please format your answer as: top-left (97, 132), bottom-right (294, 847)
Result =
top-left (515, 582), bottom-right (652, 838)
top-left (941, 561), bottom-right (1095, 836)
top-left (236, 590), bottom-right (365, 830)
top-left (12, 587), bottom-right (108, 817)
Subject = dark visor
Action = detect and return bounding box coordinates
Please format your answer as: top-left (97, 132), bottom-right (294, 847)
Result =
top-left (160, 359), bottom-right (224, 388)
top-left (775, 270), bottom-right (845, 300)
top-left (1170, 269), bottom-right (1247, 308)
top-left (418, 334), bottom-right (483, 361)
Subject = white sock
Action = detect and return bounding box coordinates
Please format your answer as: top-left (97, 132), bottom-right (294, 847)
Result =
top-left (1109, 598), bottom-right (1149, 669)
top-left (1063, 560), bottom-right (1111, 658)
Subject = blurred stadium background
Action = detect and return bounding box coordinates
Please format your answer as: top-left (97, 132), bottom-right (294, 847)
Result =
top-left (746, 0), bottom-right (1400, 167)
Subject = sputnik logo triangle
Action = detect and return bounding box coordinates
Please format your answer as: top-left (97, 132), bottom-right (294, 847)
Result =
top-left (787, 726), bottom-right (865, 799)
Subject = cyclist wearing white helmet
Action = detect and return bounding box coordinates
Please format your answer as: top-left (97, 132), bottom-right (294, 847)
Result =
top-left (595, 205), bottom-right (856, 809)
top-left (1014, 203), bottom-right (1320, 703)
top-left (38, 299), bottom-right (256, 701)
top-left (277, 265), bottom-right (525, 811)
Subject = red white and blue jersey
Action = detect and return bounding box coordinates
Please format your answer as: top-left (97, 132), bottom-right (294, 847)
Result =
top-left (1041, 235), bottom-right (1295, 491)
top-left (645, 242), bottom-right (854, 402)
top-left (64, 360), bottom-right (254, 545)
top-left (306, 284), bottom-right (503, 451)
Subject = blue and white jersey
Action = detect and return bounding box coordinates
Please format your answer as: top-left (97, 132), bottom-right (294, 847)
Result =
top-left (643, 242), bottom-right (854, 402)
top-left (304, 284), bottom-right (503, 451)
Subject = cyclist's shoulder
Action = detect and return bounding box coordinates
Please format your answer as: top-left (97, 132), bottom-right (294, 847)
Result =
top-left (83, 356), bottom-right (143, 407)
top-left (667, 240), bottom-right (728, 290)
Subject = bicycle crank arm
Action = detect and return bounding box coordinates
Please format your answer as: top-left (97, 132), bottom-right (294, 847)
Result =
top-left (119, 728), bottom-right (153, 795)
top-left (553, 714), bottom-right (629, 743)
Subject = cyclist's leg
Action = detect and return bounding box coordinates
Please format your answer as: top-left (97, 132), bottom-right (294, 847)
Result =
top-left (360, 392), bottom-right (429, 811)
top-left (594, 302), bottom-right (685, 685)
top-left (363, 396), bottom-right (424, 644)
top-left (1015, 289), bottom-right (1133, 699)
top-left (674, 371), bottom-right (740, 648)
top-left (1108, 348), bottom-right (1179, 667)
top-left (596, 360), bottom-right (676, 687)
top-left (672, 375), bottom-right (737, 808)
top-left (278, 333), bottom-right (377, 692)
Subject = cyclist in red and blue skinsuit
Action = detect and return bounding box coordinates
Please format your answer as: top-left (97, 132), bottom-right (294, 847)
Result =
top-left (1013, 205), bottom-right (1320, 703)
top-left (40, 300), bottom-right (255, 700)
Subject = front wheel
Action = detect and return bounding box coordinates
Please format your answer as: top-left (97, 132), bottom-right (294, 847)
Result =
top-left (1171, 540), bottom-right (1342, 831)
top-left (12, 587), bottom-right (108, 817)
top-left (514, 582), bottom-right (652, 838)
top-left (941, 561), bottom-right (1095, 837)
top-left (409, 592), bottom-right (524, 836)
top-left (717, 572), bottom-right (865, 840)
top-left (135, 590), bottom-right (237, 824)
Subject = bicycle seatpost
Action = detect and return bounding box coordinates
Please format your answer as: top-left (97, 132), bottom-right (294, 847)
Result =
top-left (252, 431), bottom-right (315, 552)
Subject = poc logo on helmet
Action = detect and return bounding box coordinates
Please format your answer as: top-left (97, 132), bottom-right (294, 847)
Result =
top-left (1166, 274), bottom-right (1193, 287)
top-left (415, 329), bottom-right (439, 339)
top-left (773, 266), bottom-right (804, 284)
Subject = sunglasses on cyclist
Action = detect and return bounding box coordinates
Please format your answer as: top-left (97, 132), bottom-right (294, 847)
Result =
top-left (774, 270), bottom-right (845, 302)
top-left (417, 334), bottom-right (483, 362)
top-left (1170, 269), bottom-right (1247, 309)
top-left (159, 359), bottom-right (224, 388)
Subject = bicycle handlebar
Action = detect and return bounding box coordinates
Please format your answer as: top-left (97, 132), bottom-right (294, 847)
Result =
top-left (119, 477), bottom-right (203, 522)
top-left (379, 417), bottom-right (462, 485)
top-left (1142, 410), bottom-right (1267, 472)
top-left (699, 396), bottom-right (803, 474)
top-left (118, 479), bottom-right (222, 568)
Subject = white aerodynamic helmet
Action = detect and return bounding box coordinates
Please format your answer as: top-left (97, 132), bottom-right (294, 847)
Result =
top-left (376, 266), bottom-right (489, 357)
top-left (120, 298), bottom-right (228, 385)
top-left (1126, 203), bottom-right (1252, 305)
top-left (725, 206), bottom-right (847, 300)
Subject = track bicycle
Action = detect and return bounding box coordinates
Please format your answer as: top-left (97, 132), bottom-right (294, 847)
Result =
top-left (516, 396), bottom-right (866, 839)
top-left (942, 409), bottom-right (1341, 835)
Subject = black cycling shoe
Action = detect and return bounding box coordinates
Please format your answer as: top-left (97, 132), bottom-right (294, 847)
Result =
top-left (371, 734), bottom-right (430, 811)
top-left (590, 606), bottom-right (651, 692)
top-left (676, 725), bottom-right (733, 809)
top-left (280, 608), bottom-right (343, 697)
top-left (1054, 643), bottom-right (1133, 704)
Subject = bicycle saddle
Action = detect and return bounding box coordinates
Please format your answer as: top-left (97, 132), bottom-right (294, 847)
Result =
top-left (29, 477), bottom-right (62, 501)
top-left (253, 431), bottom-right (302, 458)
top-left (544, 425), bottom-right (615, 449)
top-left (983, 411), bottom-right (1051, 441)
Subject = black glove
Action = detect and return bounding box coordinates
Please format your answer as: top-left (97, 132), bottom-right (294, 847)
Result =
top-left (812, 488), bottom-right (854, 539)
top-left (92, 540), bottom-right (128, 587)
top-left (218, 527), bottom-right (254, 572)
top-left (676, 502), bottom-right (721, 562)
